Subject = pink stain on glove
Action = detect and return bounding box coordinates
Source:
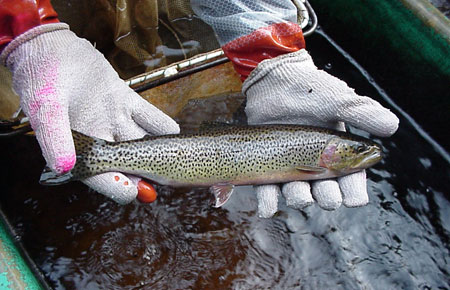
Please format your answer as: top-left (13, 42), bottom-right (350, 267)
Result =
top-left (28, 62), bottom-right (60, 121)
top-left (25, 61), bottom-right (76, 174)
top-left (55, 154), bottom-right (76, 173)
top-left (27, 63), bottom-right (65, 133)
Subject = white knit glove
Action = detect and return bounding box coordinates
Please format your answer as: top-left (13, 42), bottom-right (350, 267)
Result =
top-left (1, 24), bottom-right (180, 204)
top-left (243, 49), bottom-right (399, 217)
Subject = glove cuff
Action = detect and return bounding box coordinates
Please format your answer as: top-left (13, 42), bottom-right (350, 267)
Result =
top-left (1, 23), bottom-right (70, 67)
top-left (242, 49), bottom-right (313, 95)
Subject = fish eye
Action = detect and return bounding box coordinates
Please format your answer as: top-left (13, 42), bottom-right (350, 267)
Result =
top-left (354, 144), bottom-right (367, 153)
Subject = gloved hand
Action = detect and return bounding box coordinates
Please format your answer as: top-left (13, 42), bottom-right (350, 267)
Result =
top-left (1, 23), bottom-right (180, 204)
top-left (243, 49), bottom-right (399, 217)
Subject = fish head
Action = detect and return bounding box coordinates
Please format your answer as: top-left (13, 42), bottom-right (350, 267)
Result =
top-left (319, 137), bottom-right (382, 173)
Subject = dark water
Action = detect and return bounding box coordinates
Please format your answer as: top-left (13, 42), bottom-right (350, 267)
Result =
top-left (1, 32), bottom-right (449, 289)
top-left (429, 0), bottom-right (450, 17)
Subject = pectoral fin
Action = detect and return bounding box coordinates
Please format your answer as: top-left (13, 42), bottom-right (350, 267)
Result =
top-left (296, 165), bottom-right (326, 173)
top-left (210, 183), bottom-right (235, 207)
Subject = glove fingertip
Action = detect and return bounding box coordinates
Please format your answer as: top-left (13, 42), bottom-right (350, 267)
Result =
top-left (35, 123), bottom-right (76, 174)
top-left (53, 153), bottom-right (76, 174)
top-left (255, 185), bottom-right (280, 218)
top-left (341, 98), bottom-right (399, 137)
top-left (363, 108), bottom-right (399, 137)
top-left (83, 172), bottom-right (138, 205)
top-left (338, 171), bottom-right (369, 208)
top-left (133, 100), bottom-right (180, 136)
top-left (282, 181), bottom-right (314, 209)
top-left (311, 180), bottom-right (342, 210)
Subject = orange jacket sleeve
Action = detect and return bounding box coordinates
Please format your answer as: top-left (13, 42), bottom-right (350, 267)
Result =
top-left (0, 0), bottom-right (59, 52)
top-left (222, 22), bottom-right (305, 82)
top-left (191, 0), bottom-right (305, 82)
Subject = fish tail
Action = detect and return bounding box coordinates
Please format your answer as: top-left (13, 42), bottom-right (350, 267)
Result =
top-left (72, 130), bottom-right (106, 154)
top-left (39, 130), bottom-right (106, 185)
top-left (39, 166), bottom-right (73, 185)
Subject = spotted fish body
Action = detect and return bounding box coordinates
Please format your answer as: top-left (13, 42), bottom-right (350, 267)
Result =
top-left (40, 125), bottom-right (382, 206)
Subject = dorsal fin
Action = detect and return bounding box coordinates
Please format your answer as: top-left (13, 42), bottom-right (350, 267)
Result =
top-left (199, 121), bottom-right (233, 131)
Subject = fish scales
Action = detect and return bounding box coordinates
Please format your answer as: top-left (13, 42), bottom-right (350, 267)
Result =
top-left (40, 124), bottom-right (382, 200)
top-left (66, 125), bottom-right (376, 188)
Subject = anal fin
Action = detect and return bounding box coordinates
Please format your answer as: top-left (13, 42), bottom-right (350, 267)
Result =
top-left (210, 183), bottom-right (235, 207)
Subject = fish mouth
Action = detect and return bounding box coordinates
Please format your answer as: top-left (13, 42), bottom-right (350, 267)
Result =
top-left (357, 147), bottom-right (383, 169)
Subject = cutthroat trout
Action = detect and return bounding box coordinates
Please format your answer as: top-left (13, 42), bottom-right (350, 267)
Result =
top-left (40, 125), bottom-right (382, 207)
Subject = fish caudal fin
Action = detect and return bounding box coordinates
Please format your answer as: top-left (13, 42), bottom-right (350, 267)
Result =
top-left (72, 130), bottom-right (107, 153)
top-left (39, 166), bottom-right (73, 185)
top-left (39, 130), bottom-right (106, 185)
